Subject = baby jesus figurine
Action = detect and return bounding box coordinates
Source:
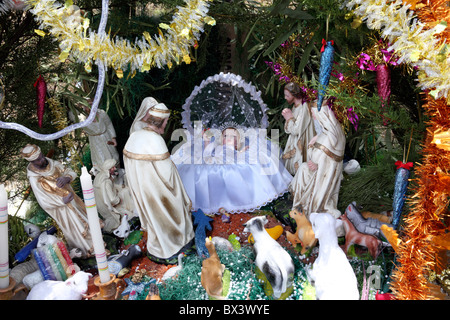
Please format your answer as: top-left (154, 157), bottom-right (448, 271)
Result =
top-left (172, 125), bottom-right (292, 215)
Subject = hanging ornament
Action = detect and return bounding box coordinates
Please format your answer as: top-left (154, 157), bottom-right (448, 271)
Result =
top-left (376, 64), bottom-right (391, 125)
top-left (10, 0), bottom-right (25, 10)
top-left (34, 75), bottom-right (47, 128)
top-left (376, 64), bottom-right (391, 105)
top-left (317, 39), bottom-right (334, 111)
top-left (392, 160), bottom-right (413, 230)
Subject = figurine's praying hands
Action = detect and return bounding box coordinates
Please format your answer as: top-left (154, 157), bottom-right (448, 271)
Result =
top-left (281, 108), bottom-right (294, 121)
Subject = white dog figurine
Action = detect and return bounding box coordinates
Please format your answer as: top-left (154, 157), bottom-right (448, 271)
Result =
top-left (243, 216), bottom-right (294, 299)
top-left (308, 212), bottom-right (359, 300)
top-left (26, 271), bottom-right (92, 300)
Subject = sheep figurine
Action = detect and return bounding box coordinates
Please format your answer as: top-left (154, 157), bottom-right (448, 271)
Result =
top-left (26, 271), bottom-right (92, 300)
top-left (243, 216), bottom-right (294, 299)
top-left (307, 212), bottom-right (359, 300)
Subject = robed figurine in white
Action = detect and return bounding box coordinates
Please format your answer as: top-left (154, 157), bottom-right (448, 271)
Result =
top-left (21, 144), bottom-right (94, 258)
top-left (289, 102), bottom-right (346, 221)
top-left (93, 159), bottom-right (136, 232)
top-left (82, 99), bottom-right (120, 174)
top-left (123, 100), bottom-right (195, 263)
top-left (281, 82), bottom-right (316, 175)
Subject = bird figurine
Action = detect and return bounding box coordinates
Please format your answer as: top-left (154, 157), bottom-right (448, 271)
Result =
top-left (161, 252), bottom-right (185, 281)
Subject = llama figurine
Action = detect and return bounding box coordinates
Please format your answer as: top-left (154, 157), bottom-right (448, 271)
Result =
top-left (340, 214), bottom-right (382, 259)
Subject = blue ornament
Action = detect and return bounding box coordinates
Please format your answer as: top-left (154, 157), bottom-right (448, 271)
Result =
top-left (392, 161), bottom-right (413, 230)
top-left (317, 40), bottom-right (335, 111)
top-left (192, 209), bottom-right (213, 258)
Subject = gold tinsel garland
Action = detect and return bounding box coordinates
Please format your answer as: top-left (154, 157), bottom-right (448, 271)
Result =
top-left (26, 0), bottom-right (216, 76)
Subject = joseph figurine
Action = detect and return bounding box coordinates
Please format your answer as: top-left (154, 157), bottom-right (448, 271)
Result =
top-left (123, 100), bottom-right (195, 264)
top-left (21, 144), bottom-right (95, 258)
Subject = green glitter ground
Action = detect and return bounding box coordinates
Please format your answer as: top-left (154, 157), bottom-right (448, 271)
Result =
top-left (134, 245), bottom-right (309, 300)
top-left (132, 244), bottom-right (393, 300)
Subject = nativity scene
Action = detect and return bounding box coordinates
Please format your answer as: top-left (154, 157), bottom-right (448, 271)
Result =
top-left (0, 0), bottom-right (449, 304)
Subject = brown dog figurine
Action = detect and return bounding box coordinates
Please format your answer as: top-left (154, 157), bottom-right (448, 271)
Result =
top-left (285, 206), bottom-right (317, 254)
top-left (340, 214), bottom-right (382, 259)
top-left (201, 237), bottom-right (226, 299)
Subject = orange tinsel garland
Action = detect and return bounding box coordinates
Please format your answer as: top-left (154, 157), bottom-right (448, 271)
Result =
top-left (390, 0), bottom-right (450, 300)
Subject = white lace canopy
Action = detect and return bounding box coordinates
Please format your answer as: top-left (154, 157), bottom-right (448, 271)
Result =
top-left (181, 72), bottom-right (269, 133)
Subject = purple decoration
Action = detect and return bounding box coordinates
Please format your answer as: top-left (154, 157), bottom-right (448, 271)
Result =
top-left (376, 64), bottom-right (391, 104)
top-left (347, 107), bottom-right (359, 131)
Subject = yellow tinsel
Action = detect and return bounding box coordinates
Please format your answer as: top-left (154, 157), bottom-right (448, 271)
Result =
top-left (26, 0), bottom-right (215, 74)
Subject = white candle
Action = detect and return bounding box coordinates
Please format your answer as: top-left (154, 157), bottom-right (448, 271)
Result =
top-left (79, 167), bottom-right (110, 283)
top-left (0, 184), bottom-right (9, 289)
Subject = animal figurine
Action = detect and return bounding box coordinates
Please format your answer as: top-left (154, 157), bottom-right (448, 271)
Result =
top-left (285, 206), bottom-right (317, 254)
top-left (146, 283), bottom-right (161, 300)
top-left (161, 253), bottom-right (185, 281)
top-left (308, 212), bottom-right (359, 300)
top-left (192, 209), bottom-right (213, 257)
top-left (340, 214), bottom-right (382, 259)
top-left (113, 214), bottom-right (130, 238)
top-left (26, 271), bottom-right (92, 300)
top-left (243, 216), bottom-right (294, 299)
top-left (211, 236), bottom-right (234, 252)
top-left (201, 237), bottom-right (226, 300)
top-left (345, 202), bottom-right (392, 238)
